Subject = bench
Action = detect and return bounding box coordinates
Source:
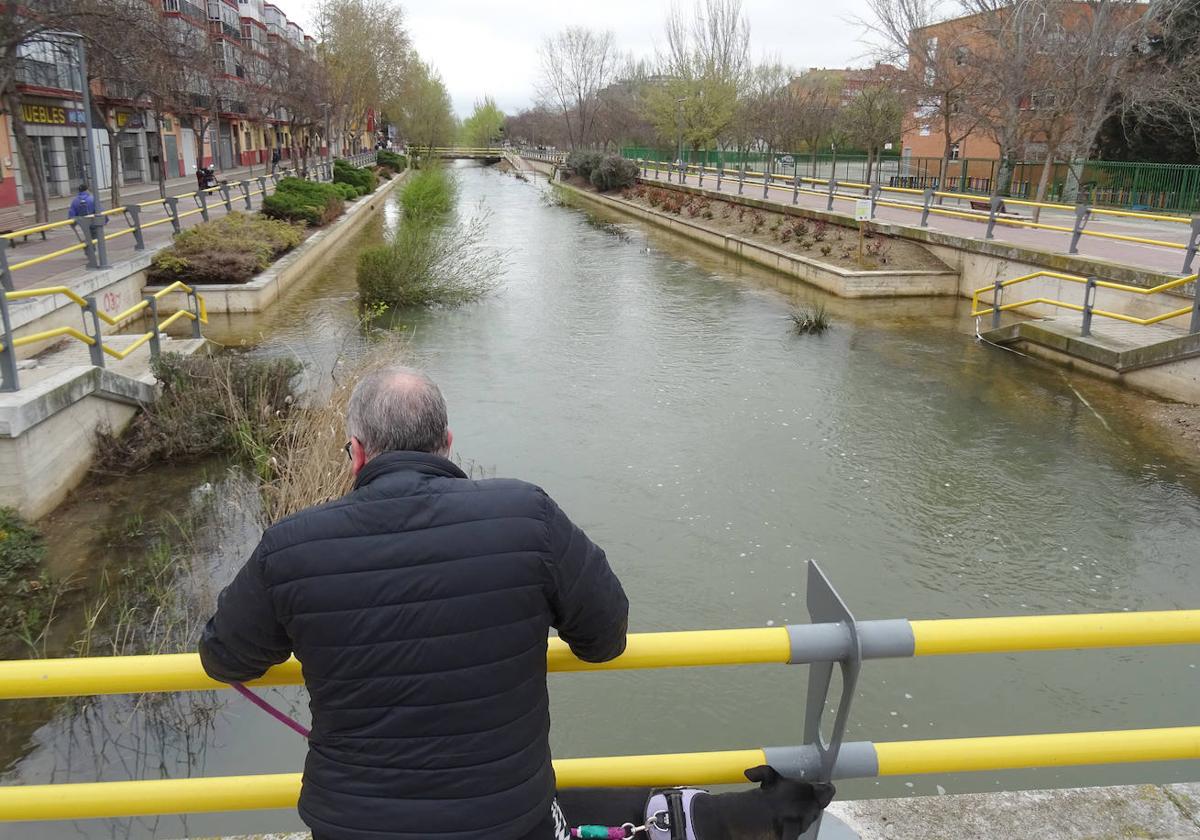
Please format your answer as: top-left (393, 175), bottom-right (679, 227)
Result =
top-left (968, 198), bottom-right (1020, 219)
top-left (0, 205), bottom-right (47, 246)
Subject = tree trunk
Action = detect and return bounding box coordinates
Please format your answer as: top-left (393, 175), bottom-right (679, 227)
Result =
top-left (865, 148), bottom-right (874, 188)
top-left (105, 126), bottom-right (122, 208)
top-left (154, 113), bottom-right (169, 199)
top-left (7, 90), bottom-right (49, 223)
top-left (1032, 151), bottom-right (1057, 224)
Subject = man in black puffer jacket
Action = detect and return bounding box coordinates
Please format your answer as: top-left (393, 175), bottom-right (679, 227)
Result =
top-left (199, 366), bottom-right (629, 840)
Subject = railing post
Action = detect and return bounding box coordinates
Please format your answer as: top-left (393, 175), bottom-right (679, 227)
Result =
top-left (698, 163), bottom-right (704, 188)
top-left (827, 177), bottom-right (837, 211)
top-left (124, 205), bottom-right (145, 250)
top-left (220, 183), bottom-right (233, 212)
top-left (679, 159), bottom-right (686, 185)
top-left (717, 162), bottom-right (723, 191)
top-left (920, 188), bottom-right (934, 227)
top-left (189, 291), bottom-right (203, 339)
top-left (986, 196), bottom-right (1002, 239)
top-left (1069, 204), bottom-right (1090, 255)
top-left (1184, 217), bottom-right (1200, 274)
top-left (257, 176), bottom-right (267, 200)
top-left (143, 294), bottom-right (161, 358)
top-left (869, 184), bottom-right (881, 220)
top-left (793, 171), bottom-right (800, 205)
top-left (991, 279), bottom-right (1003, 329)
top-left (1081, 276), bottom-right (1098, 337)
top-left (667, 157), bottom-right (673, 183)
top-left (197, 190), bottom-right (209, 222)
top-left (762, 169), bottom-right (769, 200)
top-left (74, 219), bottom-right (98, 268)
top-left (240, 180), bottom-right (252, 209)
top-left (0, 240), bottom-right (12, 291)
top-left (0, 290), bottom-right (18, 392)
top-left (738, 162), bottom-right (745, 195)
top-left (163, 197), bottom-right (181, 234)
top-left (90, 213), bottom-right (109, 268)
top-left (82, 295), bottom-right (106, 368)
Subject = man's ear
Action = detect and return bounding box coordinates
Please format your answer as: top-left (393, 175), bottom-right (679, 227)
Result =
top-left (811, 782), bottom-right (836, 809)
top-left (744, 765), bottom-right (782, 787)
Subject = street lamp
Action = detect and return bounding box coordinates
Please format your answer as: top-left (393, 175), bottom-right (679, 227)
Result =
top-left (675, 96), bottom-right (687, 175)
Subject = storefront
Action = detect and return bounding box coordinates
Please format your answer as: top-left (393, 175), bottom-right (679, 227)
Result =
top-left (13, 96), bottom-right (108, 200)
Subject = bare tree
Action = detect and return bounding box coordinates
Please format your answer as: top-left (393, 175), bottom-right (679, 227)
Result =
top-left (838, 70), bottom-right (904, 184)
top-left (536, 26), bottom-right (618, 150)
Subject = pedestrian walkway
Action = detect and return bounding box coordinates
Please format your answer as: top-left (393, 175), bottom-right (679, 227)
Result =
top-left (642, 164), bottom-right (1197, 277)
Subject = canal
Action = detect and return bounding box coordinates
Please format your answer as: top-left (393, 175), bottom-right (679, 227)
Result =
top-left (3, 162), bottom-right (1200, 838)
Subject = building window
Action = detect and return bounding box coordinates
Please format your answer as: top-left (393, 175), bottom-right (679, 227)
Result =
top-left (950, 143), bottom-right (960, 160)
top-left (955, 46), bottom-right (969, 66)
top-left (919, 125), bottom-right (931, 137)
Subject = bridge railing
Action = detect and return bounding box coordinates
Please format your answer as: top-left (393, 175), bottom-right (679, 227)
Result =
top-left (0, 562), bottom-right (1198, 821)
top-left (0, 165), bottom-right (331, 294)
top-left (633, 157), bottom-right (1200, 274)
top-left (971, 269), bottom-right (1200, 336)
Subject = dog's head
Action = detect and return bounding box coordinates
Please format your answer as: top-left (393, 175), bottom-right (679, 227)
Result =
top-left (744, 765), bottom-right (835, 839)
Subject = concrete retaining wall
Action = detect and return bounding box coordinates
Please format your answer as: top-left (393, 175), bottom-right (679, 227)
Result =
top-left (557, 183), bottom-right (959, 299)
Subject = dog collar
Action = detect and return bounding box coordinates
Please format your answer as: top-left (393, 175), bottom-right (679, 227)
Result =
top-left (645, 788), bottom-right (706, 840)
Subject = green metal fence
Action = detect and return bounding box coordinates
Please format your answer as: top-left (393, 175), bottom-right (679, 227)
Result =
top-left (620, 148), bottom-right (1200, 213)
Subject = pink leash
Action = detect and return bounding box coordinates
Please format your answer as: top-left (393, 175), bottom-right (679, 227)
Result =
top-left (231, 682), bottom-right (311, 738)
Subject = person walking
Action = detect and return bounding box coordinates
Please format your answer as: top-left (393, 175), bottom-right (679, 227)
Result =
top-left (270, 146), bottom-right (281, 174)
top-left (66, 183), bottom-right (95, 220)
top-left (199, 366), bottom-right (629, 840)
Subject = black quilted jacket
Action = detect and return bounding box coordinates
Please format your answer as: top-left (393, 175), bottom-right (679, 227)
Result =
top-left (199, 451), bottom-right (629, 839)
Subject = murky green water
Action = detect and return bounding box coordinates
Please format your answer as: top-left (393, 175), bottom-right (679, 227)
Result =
top-left (4, 162), bottom-right (1200, 838)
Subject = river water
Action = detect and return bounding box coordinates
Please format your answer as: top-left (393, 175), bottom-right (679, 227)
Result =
top-left (3, 162), bottom-right (1200, 838)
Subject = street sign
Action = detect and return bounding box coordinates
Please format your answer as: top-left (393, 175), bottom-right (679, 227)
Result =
top-left (855, 199), bottom-right (871, 222)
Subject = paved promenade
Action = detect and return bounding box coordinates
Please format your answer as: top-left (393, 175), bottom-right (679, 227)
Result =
top-left (644, 166), bottom-right (1197, 277)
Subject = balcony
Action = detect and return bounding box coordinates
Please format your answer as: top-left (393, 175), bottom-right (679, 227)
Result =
top-left (164, 0), bottom-right (207, 22)
top-left (15, 56), bottom-right (81, 93)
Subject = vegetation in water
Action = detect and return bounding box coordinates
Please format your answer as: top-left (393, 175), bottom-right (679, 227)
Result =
top-left (94, 353), bottom-right (303, 476)
top-left (790, 302), bottom-right (831, 334)
top-left (0, 507), bottom-right (60, 648)
top-left (147, 213), bottom-right (304, 286)
top-left (262, 176), bottom-right (348, 227)
top-left (357, 167), bottom-right (503, 309)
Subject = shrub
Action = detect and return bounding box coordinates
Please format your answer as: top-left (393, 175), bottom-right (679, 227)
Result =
top-left (589, 155), bottom-right (638, 192)
top-left (333, 158), bottom-right (378, 196)
top-left (148, 212), bottom-right (304, 285)
top-left (400, 167), bottom-right (457, 224)
top-left (647, 189), bottom-right (666, 208)
top-left (334, 182), bottom-right (359, 201)
top-left (377, 149), bottom-right (407, 173)
top-left (0, 506), bottom-right (52, 642)
top-left (262, 177), bottom-right (346, 227)
top-left (566, 150), bottom-right (603, 181)
top-left (790, 302), bottom-right (831, 334)
top-left (812, 220), bottom-right (829, 242)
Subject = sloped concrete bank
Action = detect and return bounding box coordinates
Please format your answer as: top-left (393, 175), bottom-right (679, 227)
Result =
top-left (553, 180), bottom-right (960, 298)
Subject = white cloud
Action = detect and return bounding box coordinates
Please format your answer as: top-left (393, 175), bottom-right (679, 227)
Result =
top-left (278, 0), bottom-right (879, 118)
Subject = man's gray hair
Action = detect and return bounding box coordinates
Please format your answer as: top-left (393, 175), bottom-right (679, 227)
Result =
top-left (346, 366), bottom-right (449, 457)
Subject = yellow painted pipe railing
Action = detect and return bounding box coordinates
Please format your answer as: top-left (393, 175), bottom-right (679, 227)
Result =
top-left (5, 726), bottom-right (1200, 821)
top-left (3, 611), bottom-right (1199, 700)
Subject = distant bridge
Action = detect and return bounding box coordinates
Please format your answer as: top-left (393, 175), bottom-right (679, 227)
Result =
top-left (414, 146), bottom-right (507, 160)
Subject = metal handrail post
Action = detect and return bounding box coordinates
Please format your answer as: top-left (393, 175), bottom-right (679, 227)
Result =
top-left (197, 190), bottom-right (209, 222)
top-left (163, 197), bottom-right (181, 234)
top-left (869, 184), bottom-right (881, 219)
top-left (827, 178), bottom-right (837, 211)
top-left (920, 188), bottom-right (934, 227)
top-left (679, 158), bottom-right (686, 185)
top-left (82, 296), bottom-right (106, 368)
top-left (738, 162), bottom-right (745, 195)
top-left (698, 163), bottom-right (704, 188)
top-left (143, 294), bottom-right (161, 358)
top-left (1069, 204), bottom-right (1090, 255)
top-left (667, 155), bottom-right (673, 183)
top-left (641, 158), bottom-right (647, 178)
top-left (219, 183), bottom-right (233, 212)
top-left (0, 291), bottom-right (18, 392)
top-left (0, 240), bottom-right (12, 291)
top-left (73, 219), bottom-right (98, 268)
top-left (793, 171), bottom-right (800, 205)
top-left (240, 180), bottom-right (252, 209)
top-left (90, 213), bottom-right (109, 267)
top-left (124, 205), bottom-right (145, 250)
top-left (655, 154), bottom-right (661, 181)
top-left (1190, 279), bottom-right (1200, 334)
top-left (1184, 218), bottom-right (1200, 274)
top-left (188, 291), bottom-right (203, 339)
top-left (257, 176), bottom-right (267, 200)
top-left (986, 196), bottom-right (1002, 239)
top-left (717, 162), bottom-right (723, 191)
top-left (762, 168), bottom-right (769, 199)
top-left (1081, 276), bottom-right (1097, 337)
top-left (991, 279), bottom-right (1004, 329)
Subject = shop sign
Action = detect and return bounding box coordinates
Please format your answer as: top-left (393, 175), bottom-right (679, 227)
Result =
top-left (20, 100), bottom-right (85, 127)
top-left (116, 111), bottom-right (145, 130)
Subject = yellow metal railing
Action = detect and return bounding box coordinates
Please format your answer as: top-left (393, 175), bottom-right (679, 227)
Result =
top-left (632, 156), bottom-right (1199, 271)
top-left (971, 269), bottom-right (1200, 335)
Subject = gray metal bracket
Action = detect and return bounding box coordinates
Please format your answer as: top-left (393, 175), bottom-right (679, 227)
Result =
top-left (800, 560), bottom-right (861, 840)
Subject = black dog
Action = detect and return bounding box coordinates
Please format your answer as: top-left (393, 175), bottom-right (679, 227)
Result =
top-left (557, 766), bottom-right (835, 840)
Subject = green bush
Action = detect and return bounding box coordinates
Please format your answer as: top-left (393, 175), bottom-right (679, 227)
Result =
top-left (334, 159), bottom-right (378, 197)
top-left (566, 150), bottom-right (603, 180)
top-left (400, 167), bottom-right (457, 224)
top-left (261, 177), bottom-right (345, 227)
top-left (590, 155), bottom-right (639, 192)
top-left (377, 150), bottom-right (407, 173)
top-left (334, 182), bottom-right (359, 201)
top-left (148, 212), bottom-right (304, 285)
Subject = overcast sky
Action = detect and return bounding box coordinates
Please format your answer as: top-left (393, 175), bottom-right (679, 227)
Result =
top-left (279, 0), bottom-right (879, 118)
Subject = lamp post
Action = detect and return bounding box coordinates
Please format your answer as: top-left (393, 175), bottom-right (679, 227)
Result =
top-left (675, 96), bottom-right (687, 177)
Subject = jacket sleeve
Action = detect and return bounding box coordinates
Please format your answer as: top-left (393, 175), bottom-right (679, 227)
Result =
top-left (542, 493), bottom-right (629, 663)
top-left (199, 545), bottom-right (293, 683)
